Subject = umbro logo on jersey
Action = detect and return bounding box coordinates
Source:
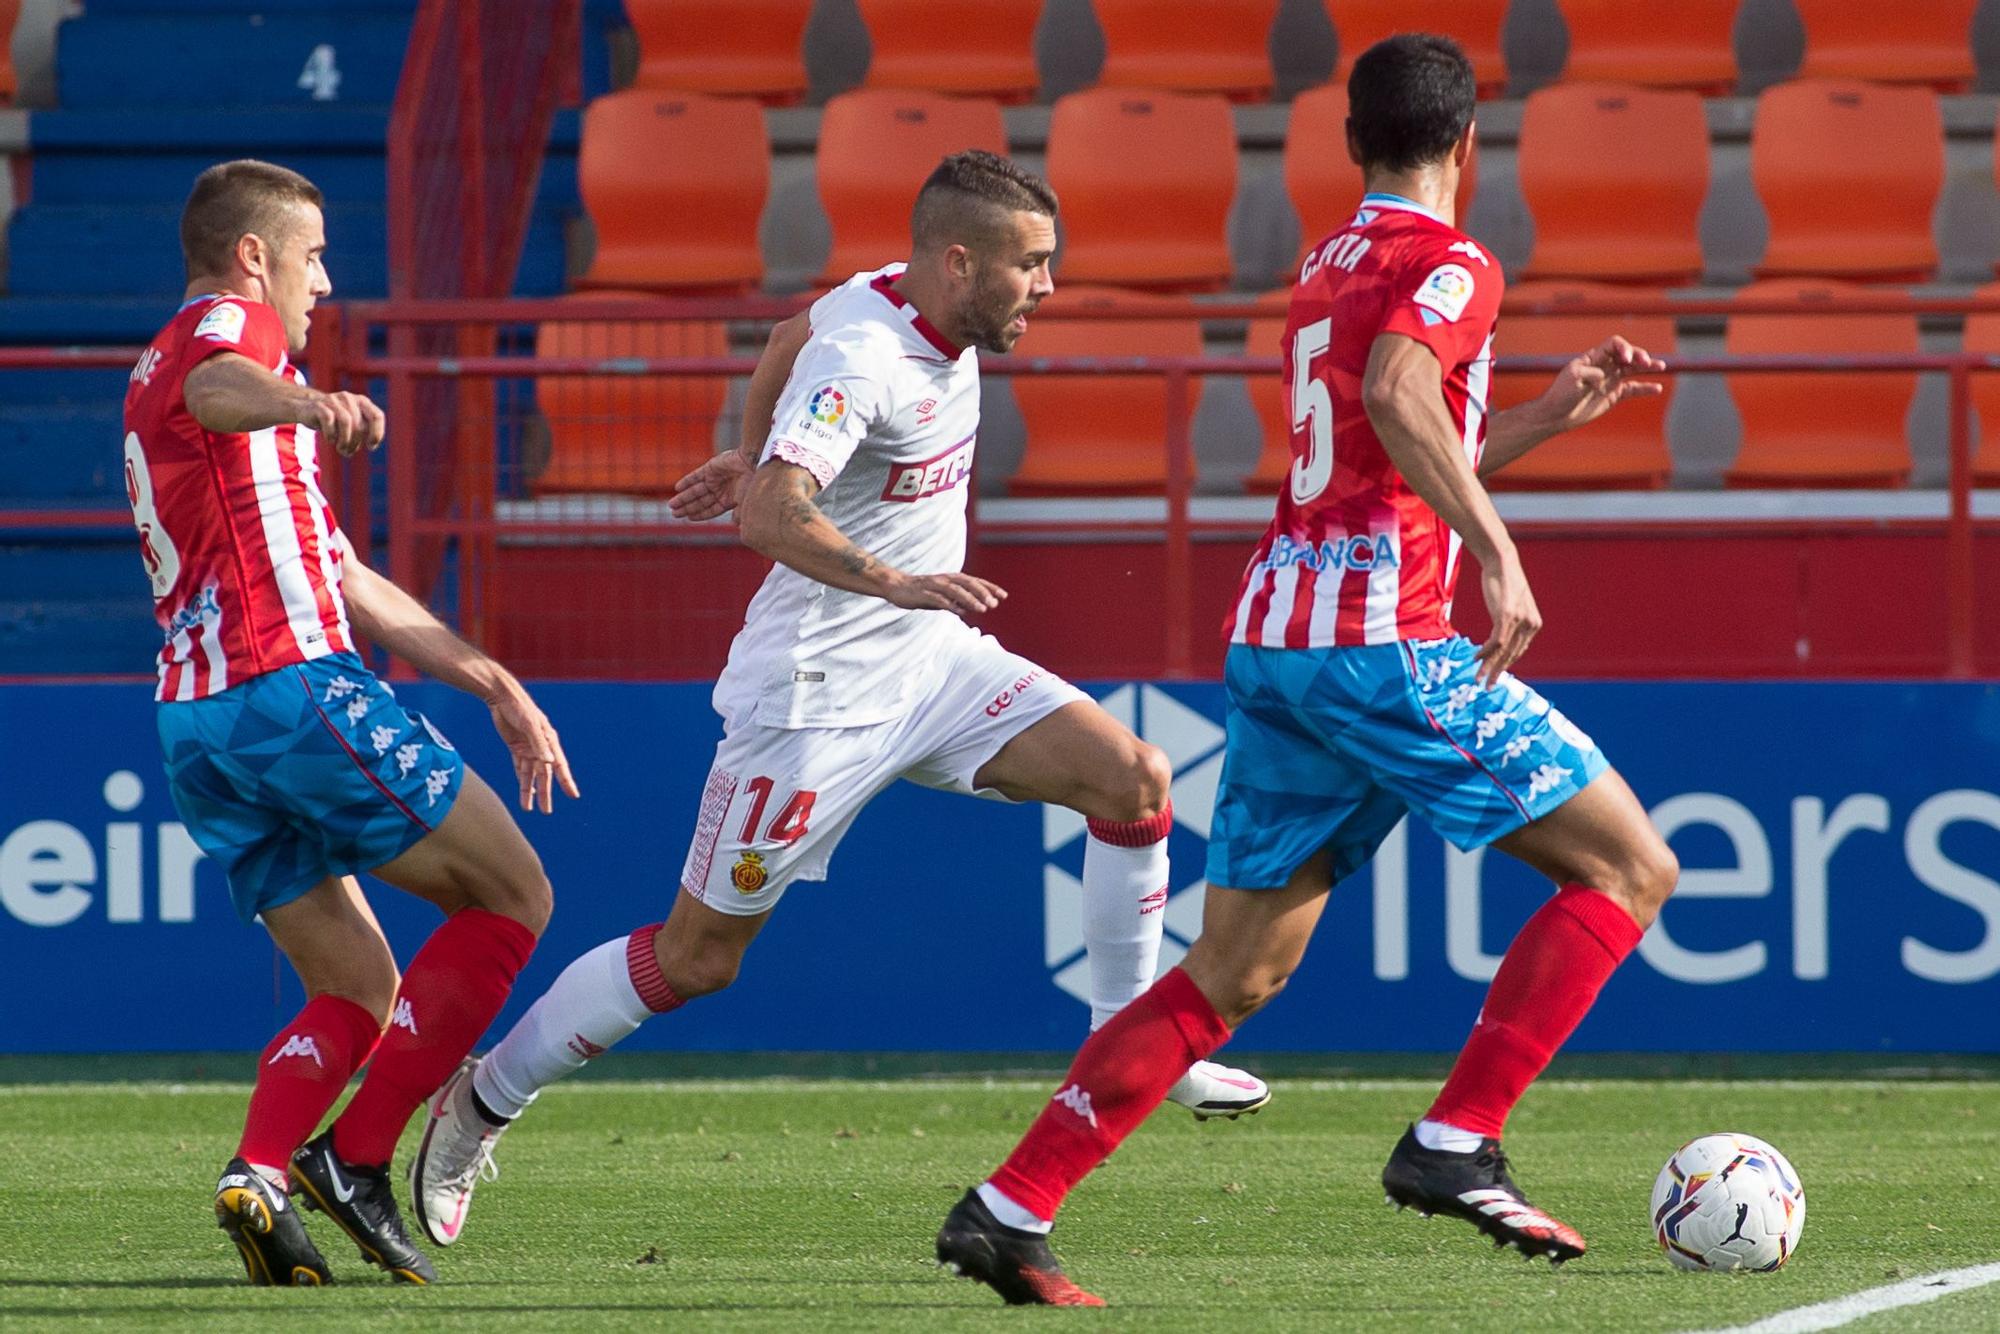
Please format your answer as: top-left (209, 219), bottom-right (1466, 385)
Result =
top-left (882, 435), bottom-right (975, 502)
top-left (1053, 1084), bottom-right (1099, 1128)
top-left (392, 998), bottom-right (419, 1035)
top-left (268, 1035), bottom-right (324, 1067)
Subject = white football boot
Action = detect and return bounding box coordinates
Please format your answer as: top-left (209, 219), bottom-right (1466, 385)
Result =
top-left (1165, 1060), bottom-right (1271, 1120)
top-left (409, 1057), bottom-right (508, 1246)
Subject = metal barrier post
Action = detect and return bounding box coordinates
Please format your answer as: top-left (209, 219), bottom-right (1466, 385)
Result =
top-left (1947, 358), bottom-right (1975, 680)
top-left (1164, 365), bottom-right (1194, 679)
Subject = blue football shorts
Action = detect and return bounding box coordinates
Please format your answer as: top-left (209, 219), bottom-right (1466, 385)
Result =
top-left (157, 653), bottom-right (465, 922)
top-left (1205, 636), bottom-right (1608, 891)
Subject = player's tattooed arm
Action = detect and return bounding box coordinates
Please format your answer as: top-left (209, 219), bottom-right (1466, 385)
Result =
top-left (183, 352), bottom-right (385, 455)
top-left (738, 460), bottom-right (1003, 616)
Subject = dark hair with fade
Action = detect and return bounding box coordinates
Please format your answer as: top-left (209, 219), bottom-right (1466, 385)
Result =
top-left (910, 149), bottom-right (1059, 254)
top-left (179, 159), bottom-right (325, 278)
top-left (1345, 33), bottom-right (1477, 174)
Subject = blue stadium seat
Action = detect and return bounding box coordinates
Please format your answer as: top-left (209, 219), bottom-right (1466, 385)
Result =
top-left (55, 11), bottom-right (413, 108)
top-left (0, 542), bottom-right (158, 675)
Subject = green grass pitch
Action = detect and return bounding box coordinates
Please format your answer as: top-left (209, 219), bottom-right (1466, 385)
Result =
top-left (3, 1068), bottom-right (1998, 1330)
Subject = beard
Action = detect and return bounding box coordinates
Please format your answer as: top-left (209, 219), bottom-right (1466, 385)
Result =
top-left (958, 270), bottom-right (1037, 354)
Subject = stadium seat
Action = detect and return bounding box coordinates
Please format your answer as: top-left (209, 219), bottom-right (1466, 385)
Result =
top-left (1795, 0), bottom-right (1977, 90)
top-left (1751, 80), bottom-right (1943, 283)
top-left (815, 91), bottom-right (1008, 285)
top-left (1095, 0), bottom-right (1281, 101)
top-left (0, 0), bottom-right (18, 104)
top-left (855, 0), bottom-right (1040, 102)
top-left (1045, 89), bottom-right (1237, 291)
top-left (1724, 280), bottom-right (1916, 487)
top-left (1555, 0), bottom-right (1737, 91)
top-left (532, 297), bottom-right (731, 495)
top-left (1957, 282), bottom-right (2000, 485)
top-left (1008, 287), bottom-right (1206, 494)
top-left (1485, 283), bottom-right (1676, 490)
top-left (576, 91), bottom-right (769, 293)
top-left (1284, 82), bottom-right (1476, 268)
top-left (1329, 0), bottom-right (1508, 97)
top-left (1518, 84), bottom-right (1709, 284)
top-left (627, 0), bottom-right (811, 104)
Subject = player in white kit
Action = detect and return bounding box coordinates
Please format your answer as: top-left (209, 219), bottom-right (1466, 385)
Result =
top-left (406, 152), bottom-right (1268, 1249)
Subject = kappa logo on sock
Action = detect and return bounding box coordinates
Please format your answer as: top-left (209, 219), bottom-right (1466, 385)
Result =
top-left (267, 1034), bottom-right (324, 1067)
top-left (1138, 885), bottom-right (1168, 916)
top-left (566, 1033), bottom-right (607, 1060)
top-left (392, 998), bottom-right (419, 1035)
top-left (1053, 1083), bottom-right (1099, 1128)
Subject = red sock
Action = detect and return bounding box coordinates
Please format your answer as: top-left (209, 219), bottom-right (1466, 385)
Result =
top-left (987, 967), bottom-right (1230, 1222)
top-left (238, 994), bottom-right (381, 1176)
top-left (332, 908), bottom-right (537, 1166)
top-left (1427, 884), bottom-right (1642, 1138)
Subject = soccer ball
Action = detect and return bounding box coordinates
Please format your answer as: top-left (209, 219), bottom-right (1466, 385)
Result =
top-left (1650, 1133), bottom-right (1805, 1272)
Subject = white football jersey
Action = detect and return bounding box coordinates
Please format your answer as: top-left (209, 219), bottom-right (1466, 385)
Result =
top-left (714, 264), bottom-right (984, 729)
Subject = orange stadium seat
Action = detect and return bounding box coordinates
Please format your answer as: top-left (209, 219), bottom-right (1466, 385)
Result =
top-left (1045, 89), bottom-right (1237, 291)
top-left (1724, 280), bottom-right (1916, 487)
top-left (1518, 84), bottom-right (1709, 284)
top-left (1008, 288), bottom-right (1206, 493)
top-left (1796, 0), bottom-right (1977, 90)
top-left (627, 0), bottom-right (812, 103)
top-left (577, 91), bottom-right (769, 293)
top-left (1485, 283), bottom-right (1676, 489)
top-left (1752, 80), bottom-right (1943, 283)
top-left (815, 91), bottom-right (1008, 284)
top-left (1958, 282), bottom-right (2000, 485)
top-left (1284, 82), bottom-right (1476, 268)
top-left (1330, 0), bottom-right (1508, 97)
top-left (1096, 0), bottom-right (1281, 101)
top-left (856, 0), bottom-right (1041, 102)
top-left (0, 0), bottom-right (18, 104)
top-left (1556, 0), bottom-right (1738, 91)
top-left (533, 299), bottom-right (731, 495)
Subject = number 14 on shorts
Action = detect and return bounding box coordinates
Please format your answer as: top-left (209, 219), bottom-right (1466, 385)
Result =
top-left (739, 777), bottom-right (815, 845)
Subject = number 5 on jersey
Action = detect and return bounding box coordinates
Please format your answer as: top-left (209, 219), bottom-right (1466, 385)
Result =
top-left (1289, 317), bottom-right (1335, 505)
top-left (739, 776), bottom-right (815, 845)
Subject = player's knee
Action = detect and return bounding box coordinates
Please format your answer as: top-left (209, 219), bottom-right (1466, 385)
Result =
top-left (1101, 741), bottom-right (1172, 824)
top-left (471, 856), bottom-right (554, 936)
top-left (655, 936), bottom-right (743, 1000)
top-left (1631, 838), bottom-right (1680, 920)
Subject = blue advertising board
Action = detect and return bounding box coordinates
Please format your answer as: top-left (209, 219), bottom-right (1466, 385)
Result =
top-left (2, 679), bottom-right (1998, 1053)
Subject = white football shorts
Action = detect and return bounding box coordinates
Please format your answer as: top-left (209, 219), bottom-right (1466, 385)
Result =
top-left (679, 624), bottom-right (1088, 915)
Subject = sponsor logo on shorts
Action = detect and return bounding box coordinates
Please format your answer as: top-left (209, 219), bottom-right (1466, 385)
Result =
top-left (731, 850), bottom-right (769, 895)
top-left (882, 434), bottom-right (975, 502)
top-left (985, 668), bottom-right (1047, 718)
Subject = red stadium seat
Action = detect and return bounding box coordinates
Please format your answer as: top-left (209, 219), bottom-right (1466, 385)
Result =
top-left (855, 0), bottom-right (1040, 102)
top-left (1518, 84), bottom-right (1709, 284)
top-left (1485, 283), bottom-right (1676, 490)
top-left (1046, 88), bottom-right (1237, 291)
top-left (626, 0), bottom-right (811, 104)
top-left (577, 91), bottom-right (769, 293)
top-left (1095, 0), bottom-right (1281, 101)
top-left (1958, 281), bottom-right (2000, 486)
top-left (1555, 0), bottom-right (1737, 91)
top-left (815, 91), bottom-right (1008, 285)
top-left (0, 0), bottom-right (18, 104)
top-left (533, 297), bottom-right (731, 495)
top-left (1796, 0), bottom-right (1977, 90)
top-left (1752, 80), bottom-right (1943, 283)
top-left (1008, 287), bottom-right (1206, 494)
top-left (1725, 280), bottom-right (1916, 487)
top-left (1284, 82), bottom-right (1476, 268)
top-left (1329, 0), bottom-right (1508, 97)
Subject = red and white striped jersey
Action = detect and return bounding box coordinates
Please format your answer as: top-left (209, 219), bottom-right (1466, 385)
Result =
top-left (1228, 193), bottom-right (1502, 648)
top-left (122, 295), bottom-right (352, 701)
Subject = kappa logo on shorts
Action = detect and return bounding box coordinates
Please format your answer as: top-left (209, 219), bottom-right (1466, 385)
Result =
top-left (731, 850), bottom-right (769, 895)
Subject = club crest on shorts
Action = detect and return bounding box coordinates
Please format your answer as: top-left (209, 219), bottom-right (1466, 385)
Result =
top-left (731, 850), bottom-right (768, 894)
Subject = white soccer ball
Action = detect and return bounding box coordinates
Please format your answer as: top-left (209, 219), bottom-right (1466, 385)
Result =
top-left (1651, 1133), bottom-right (1806, 1272)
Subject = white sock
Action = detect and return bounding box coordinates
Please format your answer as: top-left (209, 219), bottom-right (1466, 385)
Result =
top-left (474, 935), bottom-right (654, 1119)
top-left (977, 1181), bottom-right (1053, 1234)
top-left (1080, 827), bottom-right (1169, 1032)
top-left (1416, 1117), bottom-right (1486, 1153)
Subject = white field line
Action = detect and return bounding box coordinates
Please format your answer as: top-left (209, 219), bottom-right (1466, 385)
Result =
top-left (2, 1077), bottom-right (1998, 1099)
top-left (1685, 1262), bottom-right (2000, 1333)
